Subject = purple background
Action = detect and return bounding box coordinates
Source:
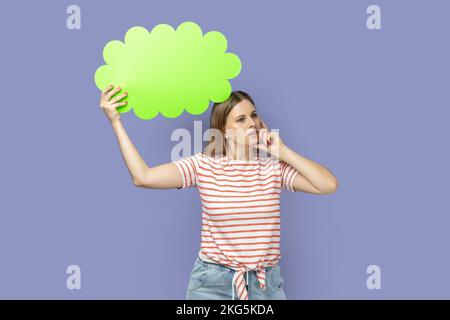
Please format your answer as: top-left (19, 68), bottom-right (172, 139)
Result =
top-left (0, 0), bottom-right (449, 299)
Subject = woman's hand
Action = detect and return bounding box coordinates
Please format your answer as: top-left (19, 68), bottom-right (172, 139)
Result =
top-left (256, 119), bottom-right (287, 159)
top-left (99, 84), bottom-right (128, 123)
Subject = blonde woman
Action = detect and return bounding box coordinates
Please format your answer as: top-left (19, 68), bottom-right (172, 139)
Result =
top-left (99, 85), bottom-right (339, 300)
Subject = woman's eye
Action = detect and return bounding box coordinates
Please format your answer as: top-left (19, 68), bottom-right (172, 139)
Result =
top-left (237, 118), bottom-right (245, 122)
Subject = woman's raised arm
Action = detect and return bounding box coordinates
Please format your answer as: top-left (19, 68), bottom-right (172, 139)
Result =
top-left (99, 84), bottom-right (182, 189)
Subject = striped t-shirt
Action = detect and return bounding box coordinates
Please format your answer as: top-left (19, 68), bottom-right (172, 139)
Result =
top-left (173, 152), bottom-right (298, 300)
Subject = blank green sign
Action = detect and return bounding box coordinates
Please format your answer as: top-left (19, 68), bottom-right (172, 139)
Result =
top-left (94, 21), bottom-right (242, 120)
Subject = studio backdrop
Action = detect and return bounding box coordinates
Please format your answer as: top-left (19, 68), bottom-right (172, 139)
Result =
top-left (0, 0), bottom-right (449, 299)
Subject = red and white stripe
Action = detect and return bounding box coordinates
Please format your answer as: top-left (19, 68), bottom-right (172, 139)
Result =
top-left (174, 153), bottom-right (297, 300)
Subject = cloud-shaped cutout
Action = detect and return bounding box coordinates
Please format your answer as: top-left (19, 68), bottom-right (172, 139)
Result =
top-left (94, 21), bottom-right (242, 120)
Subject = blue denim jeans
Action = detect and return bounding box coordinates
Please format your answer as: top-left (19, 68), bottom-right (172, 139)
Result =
top-left (186, 257), bottom-right (287, 300)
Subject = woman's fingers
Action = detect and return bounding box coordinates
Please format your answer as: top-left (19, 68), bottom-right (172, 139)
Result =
top-left (110, 92), bottom-right (128, 104)
top-left (110, 101), bottom-right (128, 109)
top-left (260, 118), bottom-right (268, 130)
top-left (106, 86), bottom-right (122, 100)
top-left (102, 84), bottom-right (114, 96)
top-left (267, 131), bottom-right (273, 145)
top-left (257, 119), bottom-right (270, 144)
top-left (258, 128), bottom-right (267, 146)
top-left (98, 84), bottom-right (125, 123)
top-left (100, 84), bottom-right (113, 107)
top-left (100, 84), bottom-right (128, 107)
top-left (263, 129), bottom-right (270, 145)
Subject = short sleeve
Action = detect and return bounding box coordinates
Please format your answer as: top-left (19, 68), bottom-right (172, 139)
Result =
top-left (280, 160), bottom-right (299, 192)
top-left (172, 153), bottom-right (200, 189)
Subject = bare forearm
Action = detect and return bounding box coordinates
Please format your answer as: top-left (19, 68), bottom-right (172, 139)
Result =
top-left (280, 146), bottom-right (339, 192)
top-left (110, 119), bottom-right (148, 184)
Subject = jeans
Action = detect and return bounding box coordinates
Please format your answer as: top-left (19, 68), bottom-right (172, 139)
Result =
top-left (185, 257), bottom-right (287, 300)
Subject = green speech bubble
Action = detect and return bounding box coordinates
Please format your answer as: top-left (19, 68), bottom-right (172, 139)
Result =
top-left (94, 21), bottom-right (242, 120)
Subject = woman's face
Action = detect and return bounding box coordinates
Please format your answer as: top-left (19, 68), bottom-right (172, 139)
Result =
top-left (223, 100), bottom-right (262, 152)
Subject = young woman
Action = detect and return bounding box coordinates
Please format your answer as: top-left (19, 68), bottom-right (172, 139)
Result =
top-left (99, 85), bottom-right (339, 300)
